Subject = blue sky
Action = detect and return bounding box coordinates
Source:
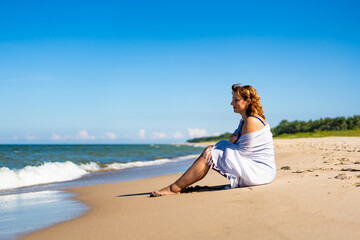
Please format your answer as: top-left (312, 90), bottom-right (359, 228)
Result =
top-left (0, 0), bottom-right (359, 143)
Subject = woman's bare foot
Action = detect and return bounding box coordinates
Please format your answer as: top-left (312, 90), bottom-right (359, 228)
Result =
top-left (150, 184), bottom-right (181, 197)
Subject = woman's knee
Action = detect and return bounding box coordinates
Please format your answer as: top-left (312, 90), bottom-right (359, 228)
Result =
top-left (200, 145), bottom-right (213, 158)
top-left (205, 145), bottom-right (213, 151)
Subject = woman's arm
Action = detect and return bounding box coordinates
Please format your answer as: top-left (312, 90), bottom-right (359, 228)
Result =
top-left (230, 120), bottom-right (242, 144)
top-left (229, 134), bottom-right (239, 144)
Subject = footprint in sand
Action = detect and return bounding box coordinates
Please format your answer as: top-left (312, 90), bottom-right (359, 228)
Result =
top-left (341, 168), bottom-right (360, 172)
top-left (280, 166), bottom-right (291, 170)
top-left (335, 173), bottom-right (352, 180)
top-left (323, 158), bottom-right (351, 165)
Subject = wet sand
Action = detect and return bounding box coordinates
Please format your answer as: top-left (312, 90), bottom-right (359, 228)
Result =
top-left (22, 137), bottom-right (360, 240)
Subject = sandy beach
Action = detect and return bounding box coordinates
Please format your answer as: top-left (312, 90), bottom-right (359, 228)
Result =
top-left (21, 137), bottom-right (360, 240)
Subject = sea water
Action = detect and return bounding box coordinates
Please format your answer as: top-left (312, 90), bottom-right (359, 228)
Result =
top-left (0, 144), bottom-right (204, 191)
top-left (0, 144), bottom-right (204, 239)
top-left (0, 191), bottom-right (88, 240)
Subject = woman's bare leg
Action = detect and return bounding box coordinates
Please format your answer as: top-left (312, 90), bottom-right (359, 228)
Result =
top-left (151, 146), bottom-right (213, 196)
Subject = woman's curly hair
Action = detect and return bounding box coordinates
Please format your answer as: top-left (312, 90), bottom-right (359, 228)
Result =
top-left (232, 84), bottom-right (266, 119)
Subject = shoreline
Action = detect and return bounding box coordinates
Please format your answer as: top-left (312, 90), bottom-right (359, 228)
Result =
top-left (0, 155), bottom-right (200, 240)
top-left (21, 137), bottom-right (360, 239)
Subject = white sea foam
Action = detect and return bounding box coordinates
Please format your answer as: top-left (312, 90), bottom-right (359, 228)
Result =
top-left (0, 154), bottom-right (198, 190)
top-left (105, 158), bottom-right (172, 170)
top-left (105, 154), bottom-right (198, 170)
top-left (80, 162), bottom-right (101, 171)
top-left (0, 161), bottom-right (100, 191)
top-left (172, 154), bottom-right (199, 161)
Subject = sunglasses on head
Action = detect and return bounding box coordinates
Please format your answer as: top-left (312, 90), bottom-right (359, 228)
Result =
top-left (233, 83), bottom-right (250, 88)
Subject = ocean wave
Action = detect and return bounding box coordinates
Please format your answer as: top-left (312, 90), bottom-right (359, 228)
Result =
top-left (104, 154), bottom-right (198, 170)
top-left (0, 154), bottom-right (198, 190)
top-left (105, 159), bottom-right (172, 170)
top-left (0, 161), bottom-right (100, 191)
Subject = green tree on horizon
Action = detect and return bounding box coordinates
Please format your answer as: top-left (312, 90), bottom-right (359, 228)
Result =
top-left (271, 115), bottom-right (359, 136)
top-left (187, 115), bottom-right (360, 142)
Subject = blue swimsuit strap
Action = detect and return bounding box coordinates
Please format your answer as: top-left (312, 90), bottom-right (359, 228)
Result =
top-left (249, 115), bottom-right (266, 126)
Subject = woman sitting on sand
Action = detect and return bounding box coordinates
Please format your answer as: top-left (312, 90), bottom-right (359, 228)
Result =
top-left (150, 84), bottom-right (276, 197)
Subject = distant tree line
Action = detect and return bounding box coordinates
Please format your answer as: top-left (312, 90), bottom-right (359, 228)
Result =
top-left (271, 115), bottom-right (360, 136)
top-left (187, 115), bottom-right (360, 142)
top-left (187, 133), bottom-right (232, 143)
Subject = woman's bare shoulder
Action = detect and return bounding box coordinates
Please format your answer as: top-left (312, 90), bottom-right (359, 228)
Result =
top-left (243, 116), bottom-right (266, 134)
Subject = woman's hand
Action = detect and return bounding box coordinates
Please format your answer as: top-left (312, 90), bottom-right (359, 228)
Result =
top-left (229, 134), bottom-right (239, 144)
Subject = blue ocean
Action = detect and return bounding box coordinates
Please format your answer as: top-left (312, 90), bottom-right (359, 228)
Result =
top-left (0, 144), bottom-right (204, 192)
top-left (0, 144), bottom-right (204, 239)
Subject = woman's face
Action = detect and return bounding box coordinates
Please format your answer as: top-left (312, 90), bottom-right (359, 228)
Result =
top-left (231, 92), bottom-right (249, 114)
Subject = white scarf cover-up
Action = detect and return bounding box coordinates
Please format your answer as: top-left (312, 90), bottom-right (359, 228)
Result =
top-left (209, 120), bottom-right (276, 188)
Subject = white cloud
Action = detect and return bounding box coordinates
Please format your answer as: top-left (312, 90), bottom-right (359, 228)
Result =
top-left (151, 132), bottom-right (168, 139)
top-left (187, 128), bottom-right (208, 139)
top-left (102, 132), bottom-right (117, 140)
top-left (139, 131), bottom-right (185, 140)
top-left (172, 132), bottom-right (184, 139)
top-left (139, 129), bottom-right (146, 139)
top-left (75, 130), bottom-right (96, 140)
top-left (51, 134), bottom-right (62, 140)
top-left (12, 133), bottom-right (36, 141)
top-left (51, 130), bottom-right (96, 141)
